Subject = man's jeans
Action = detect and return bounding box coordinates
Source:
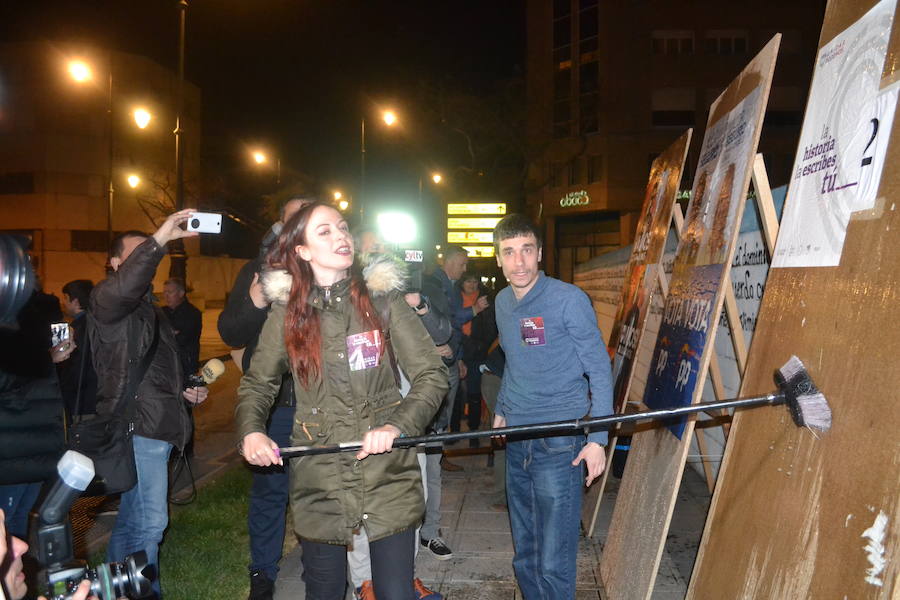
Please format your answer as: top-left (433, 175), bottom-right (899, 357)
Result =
top-left (107, 435), bottom-right (173, 598)
top-left (506, 434), bottom-right (584, 600)
top-left (248, 405), bottom-right (294, 580)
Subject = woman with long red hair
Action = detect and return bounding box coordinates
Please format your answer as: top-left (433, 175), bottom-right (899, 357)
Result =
top-left (236, 202), bottom-right (448, 600)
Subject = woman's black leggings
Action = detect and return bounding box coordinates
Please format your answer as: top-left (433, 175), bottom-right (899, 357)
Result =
top-left (300, 527), bottom-right (416, 600)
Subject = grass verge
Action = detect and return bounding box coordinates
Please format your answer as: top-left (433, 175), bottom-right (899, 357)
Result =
top-left (160, 465), bottom-right (252, 600)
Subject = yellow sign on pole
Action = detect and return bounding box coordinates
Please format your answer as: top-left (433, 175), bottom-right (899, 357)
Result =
top-left (447, 203), bottom-right (507, 215)
top-left (448, 231), bottom-right (494, 244)
top-left (463, 245), bottom-right (495, 258)
top-left (447, 217), bottom-right (502, 230)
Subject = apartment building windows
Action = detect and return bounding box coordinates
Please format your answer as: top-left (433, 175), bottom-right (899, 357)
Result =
top-left (704, 29), bottom-right (749, 55)
top-left (553, 0), bottom-right (572, 65)
top-left (652, 30), bottom-right (695, 55)
top-left (652, 87), bottom-right (696, 127)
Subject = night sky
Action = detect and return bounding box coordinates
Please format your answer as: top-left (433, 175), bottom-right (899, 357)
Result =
top-left (1, 1), bottom-right (525, 235)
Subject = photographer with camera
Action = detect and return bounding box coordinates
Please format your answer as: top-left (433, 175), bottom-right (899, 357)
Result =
top-left (0, 509), bottom-right (96, 600)
top-left (89, 209), bottom-right (209, 599)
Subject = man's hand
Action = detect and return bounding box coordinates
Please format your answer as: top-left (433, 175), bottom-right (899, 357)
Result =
top-left (39, 580), bottom-right (97, 600)
top-left (356, 424), bottom-right (401, 460)
top-left (458, 360), bottom-right (467, 380)
top-left (152, 208), bottom-right (199, 248)
top-left (242, 432), bottom-right (282, 467)
top-left (50, 338), bottom-right (76, 364)
top-left (249, 272), bottom-right (268, 309)
top-left (472, 295), bottom-right (489, 315)
top-left (491, 414), bottom-right (506, 441)
top-left (182, 386), bottom-right (208, 405)
top-left (404, 292), bottom-right (421, 308)
top-left (573, 442), bottom-right (606, 486)
top-left (435, 344), bottom-right (453, 359)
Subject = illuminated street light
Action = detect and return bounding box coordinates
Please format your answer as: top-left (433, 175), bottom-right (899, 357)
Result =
top-left (377, 211), bottom-right (417, 245)
top-left (133, 107), bottom-right (152, 129)
top-left (67, 60), bottom-right (92, 83)
top-left (333, 191), bottom-right (343, 201)
top-left (338, 199), bottom-right (350, 212)
top-left (382, 110), bottom-right (397, 126)
top-left (252, 150), bottom-right (267, 164)
top-left (432, 173), bottom-right (443, 184)
top-left (126, 174), bottom-right (141, 189)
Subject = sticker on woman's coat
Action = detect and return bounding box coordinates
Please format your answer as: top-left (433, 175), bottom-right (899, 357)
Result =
top-left (519, 317), bottom-right (546, 346)
top-left (347, 330), bottom-right (383, 371)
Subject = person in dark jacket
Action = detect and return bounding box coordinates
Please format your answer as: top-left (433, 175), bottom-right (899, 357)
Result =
top-left (217, 196), bottom-right (309, 600)
top-left (56, 279), bottom-right (98, 421)
top-left (0, 284), bottom-right (66, 539)
top-left (161, 277), bottom-right (202, 377)
top-left (237, 202), bottom-right (447, 600)
top-left (89, 209), bottom-right (209, 598)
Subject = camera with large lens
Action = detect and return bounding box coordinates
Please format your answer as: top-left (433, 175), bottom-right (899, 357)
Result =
top-left (38, 451), bottom-right (155, 599)
top-left (46, 552), bottom-right (153, 600)
top-left (398, 248), bottom-right (425, 293)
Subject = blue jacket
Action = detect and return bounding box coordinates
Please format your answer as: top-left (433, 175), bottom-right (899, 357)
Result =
top-left (495, 272), bottom-right (612, 445)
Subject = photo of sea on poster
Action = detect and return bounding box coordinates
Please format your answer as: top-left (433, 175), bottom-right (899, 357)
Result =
top-left (773, 0), bottom-right (896, 268)
top-left (643, 85), bottom-right (763, 439)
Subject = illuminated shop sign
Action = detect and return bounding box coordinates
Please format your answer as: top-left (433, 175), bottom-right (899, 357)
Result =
top-left (447, 203), bottom-right (507, 215)
top-left (447, 231), bottom-right (494, 244)
top-left (463, 245), bottom-right (495, 258)
top-left (559, 190), bottom-right (590, 208)
top-left (447, 217), bottom-right (502, 230)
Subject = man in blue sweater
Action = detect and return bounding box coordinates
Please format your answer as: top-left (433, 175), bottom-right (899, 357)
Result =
top-left (492, 214), bottom-right (613, 599)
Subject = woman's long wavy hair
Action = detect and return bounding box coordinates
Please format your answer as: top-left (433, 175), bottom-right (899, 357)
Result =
top-left (267, 201), bottom-right (382, 386)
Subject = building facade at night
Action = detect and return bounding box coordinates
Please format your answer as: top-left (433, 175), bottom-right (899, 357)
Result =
top-left (0, 41), bottom-right (227, 299)
top-left (525, 0), bottom-right (826, 282)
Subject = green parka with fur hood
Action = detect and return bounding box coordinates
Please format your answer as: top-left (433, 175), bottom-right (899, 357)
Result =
top-left (235, 255), bottom-right (448, 544)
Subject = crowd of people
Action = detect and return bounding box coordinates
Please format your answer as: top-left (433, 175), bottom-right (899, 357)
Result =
top-left (0, 198), bottom-right (613, 600)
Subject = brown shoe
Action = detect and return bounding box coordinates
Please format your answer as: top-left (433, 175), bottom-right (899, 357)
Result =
top-left (441, 457), bottom-right (464, 472)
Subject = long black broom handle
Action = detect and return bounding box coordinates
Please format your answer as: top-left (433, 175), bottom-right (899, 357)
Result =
top-left (276, 391), bottom-right (784, 458)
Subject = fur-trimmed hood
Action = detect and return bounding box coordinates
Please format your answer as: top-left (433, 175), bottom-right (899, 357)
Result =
top-left (260, 252), bottom-right (409, 304)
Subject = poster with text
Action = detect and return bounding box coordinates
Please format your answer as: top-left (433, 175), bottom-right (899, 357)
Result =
top-left (773, 0), bottom-right (897, 268)
top-left (607, 131), bottom-right (691, 412)
top-left (643, 84), bottom-right (766, 439)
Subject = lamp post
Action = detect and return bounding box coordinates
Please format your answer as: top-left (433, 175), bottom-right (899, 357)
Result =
top-left (171, 0), bottom-right (189, 280)
top-left (359, 109), bottom-right (397, 222)
top-left (418, 171), bottom-right (443, 203)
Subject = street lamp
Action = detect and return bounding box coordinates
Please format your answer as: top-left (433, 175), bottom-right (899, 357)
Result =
top-left (67, 60), bottom-right (92, 83)
top-left (431, 172), bottom-right (443, 184)
top-left (418, 170), bottom-right (444, 203)
top-left (126, 174), bottom-right (141, 189)
top-left (359, 108), bottom-right (398, 222)
top-left (250, 149), bottom-right (280, 184)
top-left (133, 107), bottom-right (152, 129)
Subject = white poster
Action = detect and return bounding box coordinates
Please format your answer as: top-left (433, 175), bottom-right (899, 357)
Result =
top-left (773, 0), bottom-right (896, 268)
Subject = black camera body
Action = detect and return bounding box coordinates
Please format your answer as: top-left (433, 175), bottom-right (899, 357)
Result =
top-left (399, 249), bottom-right (425, 293)
top-left (38, 451), bottom-right (155, 600)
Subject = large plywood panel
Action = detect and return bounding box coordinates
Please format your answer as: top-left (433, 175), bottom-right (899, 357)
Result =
top-left (600, 37), bottom-right (780, 600)
top-left (688, 1), bottom-right (900, 597)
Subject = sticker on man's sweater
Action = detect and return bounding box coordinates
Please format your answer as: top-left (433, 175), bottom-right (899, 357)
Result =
top-left (519, 317), bottom-right (546, 346)
top-left (346, 330), bottom-right (382, 371)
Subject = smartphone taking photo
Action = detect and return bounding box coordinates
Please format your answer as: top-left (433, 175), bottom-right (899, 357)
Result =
top-left (186, 212), bottom-right (222, 234)
top-left (50, 322), bottom-right (69, 347)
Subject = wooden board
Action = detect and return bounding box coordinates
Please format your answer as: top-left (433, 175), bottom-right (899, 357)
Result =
top-left (599, 36), bottom-right (781, 600)
top-left (688, 1), bottom-right (900, 597)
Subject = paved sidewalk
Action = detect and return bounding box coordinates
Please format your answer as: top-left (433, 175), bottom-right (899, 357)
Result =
top-left (274, 452), bottom-right (711, 599)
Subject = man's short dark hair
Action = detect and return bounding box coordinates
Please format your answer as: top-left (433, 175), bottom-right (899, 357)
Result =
top-left (493, 214), bottom-right (542, 252)
top-left (164, 278), bottom-right (186, 293)
top-left (62, 279), bottom-right (93, 309)
top-left (109, 230), bottom-right (149, 259)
